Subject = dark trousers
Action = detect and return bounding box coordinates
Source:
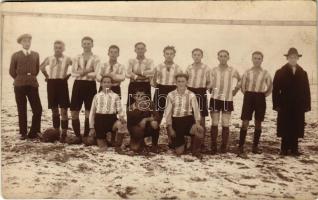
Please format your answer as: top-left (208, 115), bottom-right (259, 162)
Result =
top-left (14, 86), bottom-right (42, 135)
top-left (281, 134), bottom-right (299, 153)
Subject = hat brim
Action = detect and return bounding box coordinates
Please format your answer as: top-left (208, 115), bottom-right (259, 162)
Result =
top-left (17, 35), bottom-right (32, 44)
top-left (284, 54), bottom-right (302, 57)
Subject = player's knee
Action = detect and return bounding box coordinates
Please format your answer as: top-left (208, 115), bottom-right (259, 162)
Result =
top-left (84, 110), bottom-right (90, 118)
top-left (150, 121), bottom-right (159, 130)
top-left (175, 145), bottom-right (185, 155)
top-left (241, 120), bottom-right (249, 129)
top-left (112, 120), bottom-right (122, 131)
top-left (60, 108), bottom-right (68, 120)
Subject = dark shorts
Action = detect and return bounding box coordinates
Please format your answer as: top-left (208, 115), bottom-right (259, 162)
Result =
top-left (172, 115), bottom-right (195, 147)
top-left (70, 80), bottom-right (97, 111)
top-left (153, 84), bottom-right (176, 116)
top-left (209, 98), bottom-right (234, 112)
top-left (241, 92), bottom-right (266, 121)
top-left (94, 113), bottom-right (117, 139)
top-left (47, 79), bottom-right (70, 109)
top-left (128, 121), bottom-right (158, 139)
top-left (127, 81), bottom-right (151, 107)
top-left (98, 85), bottom-right (121, 97)
top-left (188, 87), bottom-right (208, 117)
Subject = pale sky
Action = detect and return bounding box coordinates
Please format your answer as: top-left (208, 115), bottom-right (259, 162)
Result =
top-left (1, 1), bottom-right (317, 82)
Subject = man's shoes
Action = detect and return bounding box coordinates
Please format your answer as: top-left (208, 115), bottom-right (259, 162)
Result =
top-left (279, 150), bottom-right (288, 156)
top-left (237, 146), bottom-right (248, 158)
top-left (291, 150), bottom-right (302, 157)
top-left (150, 145), bottom-right (159, 153)
top-left (28, 132), bottom-right (40, 140)
top-left (252, 146), bottom-right (262, 154)
top-left (20, 134), bottom-right (28, 140)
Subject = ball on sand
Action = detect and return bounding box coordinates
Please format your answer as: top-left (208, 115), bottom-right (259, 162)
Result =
top-left (65, 135), bottom-right (82, 145)
top-left (83, 136), bottom-right (97, 146)
top-left (40, 128), bottom-right (60, 143)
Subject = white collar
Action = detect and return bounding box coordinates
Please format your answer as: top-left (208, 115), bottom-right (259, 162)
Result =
top-left (22, 48), bottom-right (31, 55)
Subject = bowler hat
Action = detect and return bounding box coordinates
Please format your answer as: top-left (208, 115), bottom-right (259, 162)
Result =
top-left (17, 33), bottom-right (32, 44)
top-left (284, 47), bottom-right (302, 57)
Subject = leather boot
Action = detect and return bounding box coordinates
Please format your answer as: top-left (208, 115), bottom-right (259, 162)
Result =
top-left (210, 126), bottom-right (218, 155)
top-left (238, 128), bottom-right (248, 158)
top-left (220, 127), bottom-right (229, 153)
top-left (252, 129), bottom-right (262, 154)
top-left (191, 135), bottom-right (203, 159)
top-left (97, 139), bottom-right (107, 152)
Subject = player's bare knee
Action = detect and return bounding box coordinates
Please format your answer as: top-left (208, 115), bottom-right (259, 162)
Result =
top-left (150, 121), bottom-right (159, 130)
top-left (242, 120), bottom-right (249, 129)
top-left (84, 110), bottom-right (90, 118)
top-left (60, 108), bottom-right (68, 120)
top-left (175, 145), bottom-right (185, 155)
top-left (112, 120), bottom-right (122, 131)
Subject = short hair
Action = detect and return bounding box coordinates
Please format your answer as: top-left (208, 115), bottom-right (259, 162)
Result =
top-left (163, 46), bottom-right (176, 54)
top-left (108, 45), bottom-right (120, 53)
top-left (81, 36), bottom-right (93, 43)
top-left (175, 73), bottom-right (189, 81)
top-left (135, 42), bottom-right (146, 48)
top-left (100, 75), bottom-right (113, 83)
top-left (54, 40), bottom-right (65, 46)
top-left (217, 49), bottom-right (229, 56)
top-left (192, 48), bottom-right (203, 55)
top-left (133, 86), bottom-right (146, 95)
top-left (252, 51), bottom-right (264, 59)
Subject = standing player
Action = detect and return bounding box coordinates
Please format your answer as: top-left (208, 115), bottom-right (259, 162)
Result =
top-left (40, 40), bottom-right (72, 142)
top-left (152, 46), bottom-right (183, 123)
top-left (164, 73), bottom-right (204, 158)
top-left (96, 45), bottom-right (125, 96)
top-left (238, 51), bottom-right (273, 157)
top-left (9, 34), bottom-right (42, 140)
top-left (126, 42), bottom-right (154, 107)
top-left (96, 44), bottom-right (125, 146)
top-left (209, 50), bottom-right (241, 154)
top-left (70, 36), bottom-right (100, 143)
top-left (186, 48), bottom-right (211, 149)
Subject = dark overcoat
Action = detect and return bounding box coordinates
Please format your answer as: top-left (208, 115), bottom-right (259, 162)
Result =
top-left (272, 63), bottom-right (311, 138)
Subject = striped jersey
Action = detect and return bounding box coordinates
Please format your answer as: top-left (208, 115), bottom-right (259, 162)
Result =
top-left (96, 61), bottom-right (125, 85)
top-left (186, 63), bottom-right (211, 88)
top-left (241, 67), bottom-right (273, 96)
top-left (164, 89), bottom-right (201, 125)
top-left (126, 58), bottom-right (154, 82)
top-left (72, 53), bottom-right (100, 81)
top-left (89, 90), bottom-right (124, 128)
top-left (210, 65), bottom-right (241, 101)
top-left (41, 55), bottom-right (72, 79)
top-left (152, 63), bottom-right (183, 86)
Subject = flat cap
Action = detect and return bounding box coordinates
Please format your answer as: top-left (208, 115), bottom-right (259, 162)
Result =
top-left (17, 33), bottom-right (32, 44)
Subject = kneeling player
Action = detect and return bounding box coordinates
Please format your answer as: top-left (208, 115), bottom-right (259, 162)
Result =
top-left (89, 75), bottom-right (126, 151)
top-left (127, 88), bottom-right (160, 153)
top-left (164, 73), bottom-right (204, 158)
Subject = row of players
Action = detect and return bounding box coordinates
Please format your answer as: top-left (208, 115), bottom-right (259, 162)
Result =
top-left (9, 34), bottom-right (311, 158)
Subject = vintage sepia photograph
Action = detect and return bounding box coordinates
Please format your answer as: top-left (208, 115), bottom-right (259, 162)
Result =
top-left (0, 1), bottom-right (317, 199)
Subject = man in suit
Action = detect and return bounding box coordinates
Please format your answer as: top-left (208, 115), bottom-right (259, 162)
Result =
top-left (272, 47), bottom-right (311, 156)
top-left (9, 33), bottom-right (42, 140)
